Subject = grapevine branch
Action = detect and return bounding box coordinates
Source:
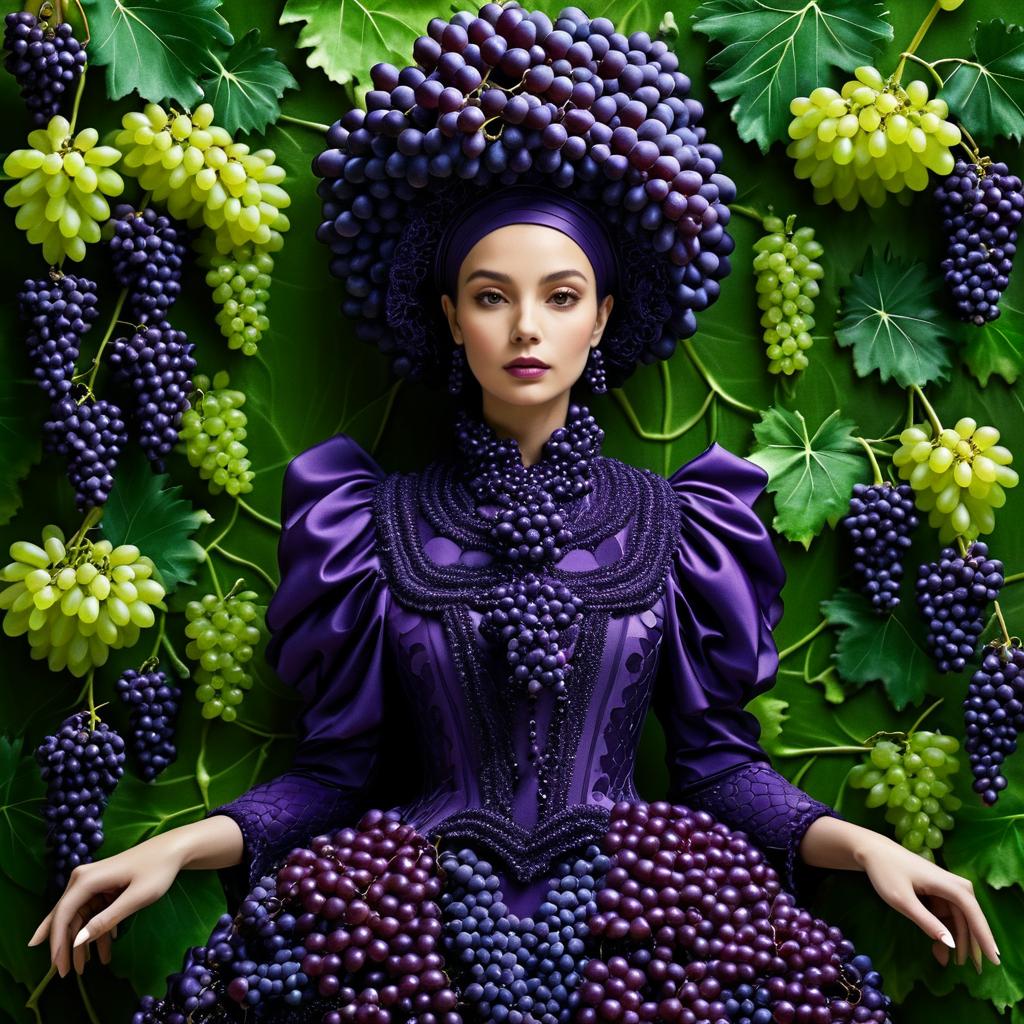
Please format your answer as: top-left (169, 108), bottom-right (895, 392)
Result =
top-left (237, 497), bottom-right (281, 532)
top-left (276, 113), bottom-right (330, 134)
top-left (854, 435), bottom-right (885, 486)
top-left (681, 338), bottom-right (759, 415)
top-left (893, 0), bottom-right (945, 84)
top-left (611, 385), bottom-right (713, 442)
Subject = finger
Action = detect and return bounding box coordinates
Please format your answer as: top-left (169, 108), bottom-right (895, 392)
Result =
top-left (948, 880), bottom-right (1001, 965)
top-left (950, 902), bottom-right (970, 968)
top-left (73, 930), bottom-right (87, 975)
top-left (889, 889), bottom-right (956, 950)
top-left (73, 895), bottom-right (107, 975)
top-left (72, 887), bottom-right (143, 950)
top-left (28, 907), bottom-right (56, 947)
top-left (56, 906), bottom-right (86, 978)
top-left (97, 930), bottom-right (112, 966)
top-left (49, 874), bottom-right (96, 976)
top-left (927, 897), bottom-right (954, 967)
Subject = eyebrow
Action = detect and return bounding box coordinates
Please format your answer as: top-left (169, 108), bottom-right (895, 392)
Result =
top-left (464, 268), bottom-right (588, 285)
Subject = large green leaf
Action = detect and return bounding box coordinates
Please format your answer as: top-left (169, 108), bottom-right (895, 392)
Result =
top-left (820, 588), bottom-right (931, 711)
top-left (962, 301), bottom-right (1024, 388)
top-left (939, 19), bottom-right (1024, 146)
top-left (835, 248), bottom-right (955, 389)
top-left (83, 0), bottom-right (234, 107)
top-left (691, 0), bottom-right (893, 152)
top-left (100, 449), bottom-right (213, 596)
top-left (197, 29), bottom-right (298, 135)
top-left (0, 379), bottom-right (43, 529)
top-left (0, 737), bottom-right (46, 896)
top-left (747, 405), bottom-right (865, 548)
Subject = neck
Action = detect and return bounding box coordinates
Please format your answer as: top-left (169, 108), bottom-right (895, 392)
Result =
top-left (479, 391), bottom-right (572, 468)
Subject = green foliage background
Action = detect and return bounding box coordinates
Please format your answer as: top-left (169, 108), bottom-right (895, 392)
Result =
top-left (1, 0), bottom-right (1023, 1021)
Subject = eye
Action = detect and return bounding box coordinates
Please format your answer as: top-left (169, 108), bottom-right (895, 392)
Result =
top-left (550, 289), bottom-right (579, 306)
top-left (475, 289), bottom-right (505, 306)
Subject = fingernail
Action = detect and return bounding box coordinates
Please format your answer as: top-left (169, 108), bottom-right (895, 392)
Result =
top-left (73, 928), bottom-right (89, 949)
top-left (940, 932), bottom-right (956, 949)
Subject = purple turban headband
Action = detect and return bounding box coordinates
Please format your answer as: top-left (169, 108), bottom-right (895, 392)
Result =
top-left (433, 184), bottom-right (619, 300)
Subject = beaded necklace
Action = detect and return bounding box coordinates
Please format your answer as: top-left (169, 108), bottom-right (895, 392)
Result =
top-left (452, 402), bottom-right (602, 809)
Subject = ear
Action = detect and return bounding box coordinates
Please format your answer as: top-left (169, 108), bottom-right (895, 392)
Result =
top-left (592, 293), bottom-right (614, 346)
top-left (441, 294), bottom-right (463, 345)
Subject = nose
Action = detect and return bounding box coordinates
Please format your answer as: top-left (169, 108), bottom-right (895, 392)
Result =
top-left (512, 297), bottom-right (542, 343)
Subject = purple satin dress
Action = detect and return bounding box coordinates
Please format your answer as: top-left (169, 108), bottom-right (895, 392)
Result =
top-left (207, 433), bottom-right (839, 918)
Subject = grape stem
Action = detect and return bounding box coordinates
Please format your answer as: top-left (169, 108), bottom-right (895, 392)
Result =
top-left (276, 113), bottom-right (330, 134)
top-left (910, 384), bottom-right (943, 436)
top-left (994, 599), bottom-right (1013, 647)
top-left (777, 618), bottom-right (828, 662)
top-left (69, 505), bottom-right (103, 550)
top-left (71, 0), bottom-right (90, 45)
top-left (236, 497), bottom-right (281, 533)
top-left (147, 608), bottom-right (167, 661)
top-left (24, 965), bottom-right (56, 1024)
top-left (893, 0), bottom-right (944, 84)
top-left (896, 51), bottom-right (945, 91)
top-left (85, 667), bottom-right (97, 730)
top-left (195, 719), bottom-right (211, 811)
top-left (728, 202), bottom-right (768, 225)
top-left (201, 500), bottom-right (239, 557)
top-left (682, 338), bottom-right (759, 415)
top-left (161, 631), bottom-right (191, 680)
top-left (232, 719), bottom-right (293, 740)
top-left (611, 385), bottom-right (713, 441)
top-left (854, 436), bottom-right (885, 486)
top-left (81, 286), bottom-right (129, 397)
top-left (68, 61), bottom-right (88, 135)
top-left (907, 696), bottom-right (944, 736)
top-left (211, 543), bottom-right (276, 591)
top-left (75, 972), bottom-right (101, 1024)
top-left (202, 548), bottom-right (224, 602)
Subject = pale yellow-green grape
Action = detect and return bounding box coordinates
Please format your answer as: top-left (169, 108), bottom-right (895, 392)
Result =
top-left (848, 731), bottom-right (961, 862)
top-left (184, 588), bottom-right (261, 722)
top-left (892, 418), bottom-right (1018, 543)
top-left (939, 0), bottom-right (964, 9)
top-left (3, 115), bottom-right (123, 263)
top-left (196, 230), bottom-right (282, 356)
top-left (752, 214), bottom-right (824, 375)
top-left (111, 102), bottom-right (291, 253)
top-left (0, 524), bottom-right (165, 677)
top-left (178, 372), bottom-right (255, 497)
top-left (785, 66), bottom-right (962, 210)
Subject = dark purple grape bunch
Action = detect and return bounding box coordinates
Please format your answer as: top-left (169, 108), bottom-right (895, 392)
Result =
top-left (916, 540), bottom-right (1004, 673)
top-left (34, 710), bottom-right (126, 892)
top-left (43, 385), bottom-right (128, 511)
top-left (579, 801), bottom-right (893, 1024)
top-left (455, 401), bottom-right (603, 562)
top-left (2, 9), bottom-right (86, 127)
top-left (108, 319), bottom-right (197, 470)
top-left (934, 158), bottom-right (1024, 326)
top-left (108, 204), bottom-right (191, 323)
top-left (116, 662), bottom-right (181, 782)
top-left (314, 1), bottom-right (736, 384)
top-left (16, 272), bottom-right (99, 403)
top-left (436, 841), bottom-right (611, 1022)
top-left (963, 641), bottom-right (1024, 805)
top-left (840, 481), bottom-right (918, 614)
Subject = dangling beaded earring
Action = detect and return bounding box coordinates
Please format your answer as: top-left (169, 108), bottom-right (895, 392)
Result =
top-left (584, 345), bottom-right (607, 394)
top-left (448, 345), bottom-right (466, 396)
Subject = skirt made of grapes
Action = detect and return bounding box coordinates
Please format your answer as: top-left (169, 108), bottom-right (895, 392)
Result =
top-left (133, 800), bottom-right (893, 1024)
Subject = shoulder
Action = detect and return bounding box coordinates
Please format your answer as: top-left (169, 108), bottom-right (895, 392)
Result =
top-left (666, 442), bottom-right (769, 508)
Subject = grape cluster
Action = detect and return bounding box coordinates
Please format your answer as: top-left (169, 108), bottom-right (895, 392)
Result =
top-left (184, 587), bottom-right (261, 722)
top-left (35, 710), bottom-right (126, 891)
top-left (107, 320), bottom-right (197, 470)
top-left (16, 272), bottom-right (99, 402)
top-left (113, 103), bottom-right (291, 253)
top-left (3, 10), bottom-right (86, 128)
top-left (849, 733), bottom-right (961, 862)
top-left (916, 540), bottom-right (1004, 673)
top-left (934, 158), bottom-right (1023, 326)
top-left (437, 843), bottom-right (609, 1022)
top-left (116, 663), bottom-right (181, 782)
top-left (314, 1), bottom-right (736, 381)
top-left (963, 641), bottom-right (1024, 805)
top-left (840, 482), bottom-right (919, 614)
top-left (3, 114), bottom-right (124, 264)
top-left (177, 372), bottom-right (255, 496)
top-left (752, 214), bottom-right (823, 375)
top-left (0, 524), bottom-right (165, 677)
top-left (892, 418), bottom-right (1018, 543)
top-left (43, 387), bottom-right (128, 511)
top-left (107, 204), bottom-right (191, 323)
top-left (787, 66), bottom-right (961, 210)
top-left (198, 235), bottom-right (281, 357)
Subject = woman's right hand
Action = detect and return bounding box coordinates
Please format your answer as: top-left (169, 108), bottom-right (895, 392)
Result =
top-left (27, 833), bottom-right (185, 977)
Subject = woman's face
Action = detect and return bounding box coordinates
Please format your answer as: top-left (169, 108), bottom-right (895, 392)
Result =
top-left (440, 224), bottom-right (614, 408)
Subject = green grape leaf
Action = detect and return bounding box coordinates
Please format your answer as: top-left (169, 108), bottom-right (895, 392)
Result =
top-left (690, 0), bottom-right (893, 153)
top-left (834, 248), bottom-right (955, 388)
top-left (278, 0), bottom-right (428, 87)
top-left (962, 301), bottom-right (1024, 387)
top-left (0, 872), bottom-right (46, 989)
top-left (746, 406), bottom-right (864, 549)
top-left (938, 20), bottom-right (1024, 146)
top-left (0, 736), bottom-right (46, 896)
top-left (197, 28), bottom-right (298, 135)
top-left (82, 0), bottom-right (234, 107)
top-left (108, 872), bottom-right (226, 997)
top-left (747, 694), bottom-right (788, 748)
top-left (820, 588), bottom-right (931, 711)
top-left (100, 449), bottom-right (213, 596)
top-left (0, 379), bottom-right (44, 528)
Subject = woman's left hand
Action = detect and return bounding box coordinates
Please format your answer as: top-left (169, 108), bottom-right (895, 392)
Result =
top-left (857, 836), bottom-right (1000, 971)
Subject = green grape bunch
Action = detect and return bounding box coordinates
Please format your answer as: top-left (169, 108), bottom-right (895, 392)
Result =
top-left (849, 731), bottom-right (962, 862)
top-left (3, 114), bottom-right (124, 263)
top-left (184, 584), bottom-right (262, 722)
top-left (893, 418), bottom-right (1018, 543)
top-left (787, 66), bottom-right (962, 210)
top-left (0, 524), bottom-right (166, 677)
top-left (112, 102), bottom-right (290, 253)
top-left (752, 214), bottom-right (824, 375)
top-left (178, 372), bottom-right (255, 497)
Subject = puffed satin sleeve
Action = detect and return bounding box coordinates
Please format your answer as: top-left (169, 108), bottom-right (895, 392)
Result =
top-left (652, 442), bottom-right (839, 899)
top-left (206, 434), bottom-right (391, 910)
